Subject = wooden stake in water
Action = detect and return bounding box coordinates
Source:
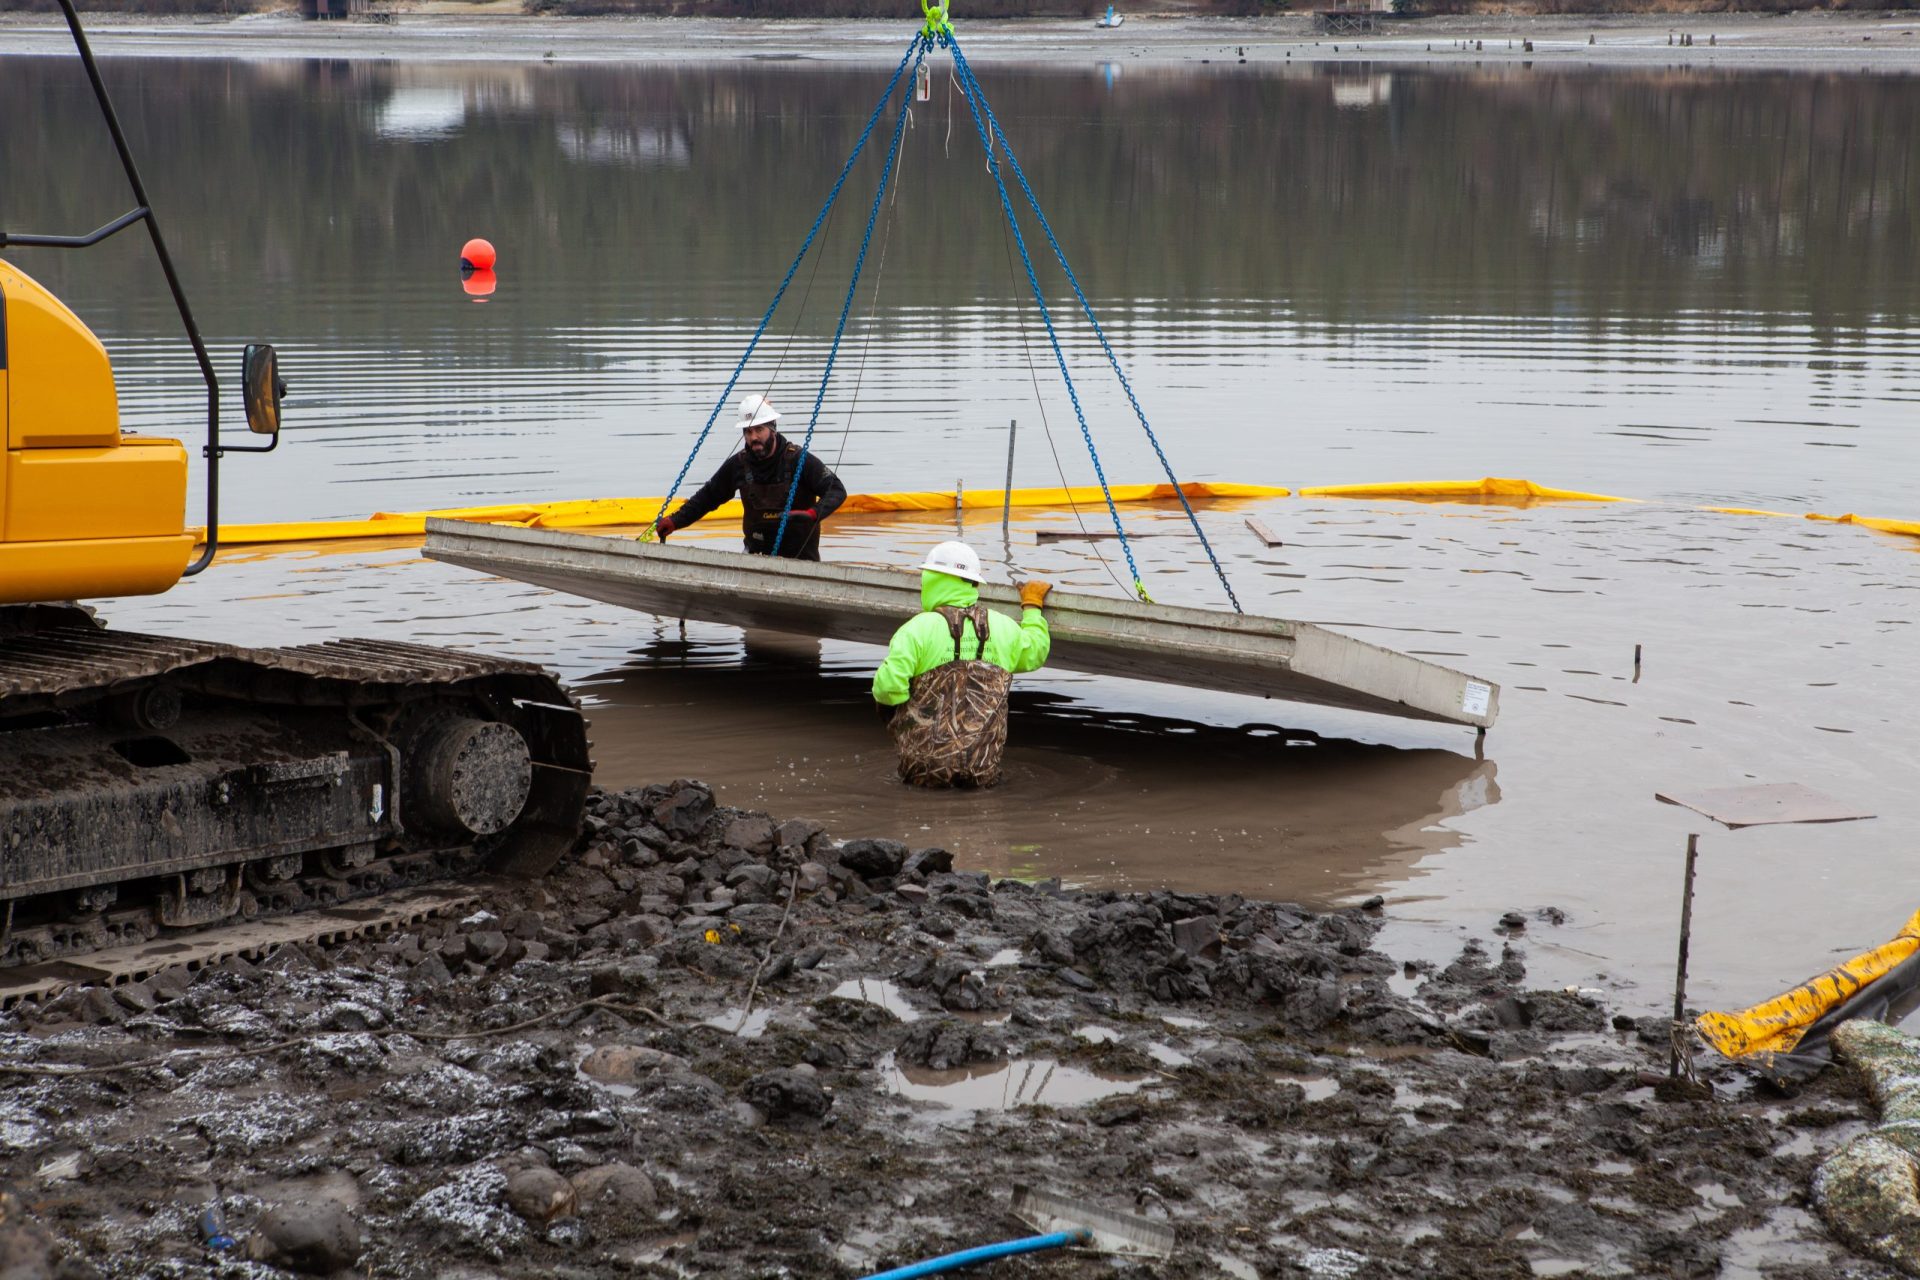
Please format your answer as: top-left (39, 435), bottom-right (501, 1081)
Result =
top-left (1670, 833), bottom-right (1700, 1078)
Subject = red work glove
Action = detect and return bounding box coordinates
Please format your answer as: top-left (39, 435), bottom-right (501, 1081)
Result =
top-left (652, 515), bottom-right (674, 542)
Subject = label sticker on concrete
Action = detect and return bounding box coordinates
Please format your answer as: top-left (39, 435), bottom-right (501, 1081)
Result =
top-left (1462, 682), bottom-right (1491, 717)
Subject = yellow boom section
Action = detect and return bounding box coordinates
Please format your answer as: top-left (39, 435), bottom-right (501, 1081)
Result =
top-left (0, 259), bottom-right (193, 605)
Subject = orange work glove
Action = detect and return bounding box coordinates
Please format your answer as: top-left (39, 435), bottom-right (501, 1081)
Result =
top-left (1018, 580), bottom-right (1053, 609)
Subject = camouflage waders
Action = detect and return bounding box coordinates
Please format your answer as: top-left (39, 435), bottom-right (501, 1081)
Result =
top-left (888, 603), bottom-right (1012, 788)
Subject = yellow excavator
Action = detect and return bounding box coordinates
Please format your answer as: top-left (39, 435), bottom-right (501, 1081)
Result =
top-left (0, 1), bottom-right (590, 967)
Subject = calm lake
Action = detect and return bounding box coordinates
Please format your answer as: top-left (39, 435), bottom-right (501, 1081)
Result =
top-left (3, 48), bottom-right (1918, 1007)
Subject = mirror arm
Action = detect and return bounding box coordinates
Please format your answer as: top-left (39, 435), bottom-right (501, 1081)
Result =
top-left (222, 436), bottom-right (281, 456)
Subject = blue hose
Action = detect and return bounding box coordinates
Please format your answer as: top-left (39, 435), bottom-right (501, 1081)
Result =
top-left (858, 1228), bottom-right (1091, 1280)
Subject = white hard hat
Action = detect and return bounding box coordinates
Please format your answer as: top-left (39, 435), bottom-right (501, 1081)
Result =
top-left (919, 540), bottom-right (983, 584)
top-left (736, 393), bottom-right (781, 430)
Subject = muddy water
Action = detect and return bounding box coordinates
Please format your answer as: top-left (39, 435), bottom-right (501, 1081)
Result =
top-left (102, 496), bottom-right (1920, 1015)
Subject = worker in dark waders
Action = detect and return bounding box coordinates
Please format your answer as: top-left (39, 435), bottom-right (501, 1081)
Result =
top-left (651, 394), bottom-right (847, 559)
top-left (872, 541), bottom-right (1052, 788)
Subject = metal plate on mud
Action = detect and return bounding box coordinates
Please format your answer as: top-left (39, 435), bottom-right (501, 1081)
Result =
top-left (1656, 783), bottom-right (1876, 829)
top-left (1010, 1183), bottom-right (1175, 1258)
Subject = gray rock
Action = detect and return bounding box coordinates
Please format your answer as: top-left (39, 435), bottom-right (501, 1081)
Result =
top-left (776, 817), bottom-right (826, 853)
top-left (259, 946), bottom-right (316, 975)
top-left (411, 953), bottom-right (454, 987)
top-left (569, 1163), bottom-right (656, 1223)
top-left (722, 814), bottom-right (777, 856)
top-left (579, 1044), bottom-right (683, 1085)
top-left (796, 861), bottom-right (831, 893)
top-left (903, 847), bottom-right (955, 878)
top-left (110, 983), bottom-right (155, 1014)
top-left (251, 1201), bottom-right (364, 1274)
top-left (467, 931), bottom-right (512, 965)
top-left (743, 1068), bottom-right (832, 1122)
top-left (1029, 928), bottom-right (1074, 966)
top-left (76, 989), bottom-right (125, 1026)
top-left (1171, 915), bottom-right (1221, 959)
top-left (652, 783), bottom-right (714, 838)
top-left (502, 910), bottom-right (545, 940)
top-left (837, 838), bottom-right (908, 879)
top-left (609, 915), bottom-right (672, 949)
top-left (503, 1165), bottom-right (576, 1224)
top-left (940, 970), bottom-right (990, 1012)
top-left (726, 863), bottom-right (777, 893)
top-left (148, 966), bottom-right (193, 1001)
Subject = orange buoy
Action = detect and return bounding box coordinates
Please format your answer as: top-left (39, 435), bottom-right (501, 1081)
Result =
top-left (460, 238), bottom-right (497, 271)
top-left (462, 267), bottom-right (497, 299)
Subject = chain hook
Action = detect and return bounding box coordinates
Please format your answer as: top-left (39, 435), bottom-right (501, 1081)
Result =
top-left (920, 0), bottom-right (952, 39)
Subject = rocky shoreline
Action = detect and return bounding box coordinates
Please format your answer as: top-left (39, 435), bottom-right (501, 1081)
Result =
top-left (0, 781), bottom-right (1894, 1277)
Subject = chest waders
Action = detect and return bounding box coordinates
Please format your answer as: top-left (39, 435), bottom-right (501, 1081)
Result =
top-left (889, 603), bottom-right (1013, 789)
top-left (738, 445), bottom-right (821, 560)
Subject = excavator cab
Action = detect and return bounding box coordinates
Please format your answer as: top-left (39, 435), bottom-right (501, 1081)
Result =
top-left (0, 0), bottom-right (280, 607)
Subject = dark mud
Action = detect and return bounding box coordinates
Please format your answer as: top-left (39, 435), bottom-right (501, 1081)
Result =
top-left (0, 781), bottom-right (1896, 1278)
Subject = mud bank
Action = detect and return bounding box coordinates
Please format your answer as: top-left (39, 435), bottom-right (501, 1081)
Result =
top-left (0, 781), bottom-right (1895, 1277)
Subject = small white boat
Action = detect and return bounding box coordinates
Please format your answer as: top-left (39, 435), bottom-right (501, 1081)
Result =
top-left (1096, 5), bottom-right (1123, 28)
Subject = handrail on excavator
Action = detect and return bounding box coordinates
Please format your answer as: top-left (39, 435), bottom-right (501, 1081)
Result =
top-left (0, 0), bottom-right (281, 577)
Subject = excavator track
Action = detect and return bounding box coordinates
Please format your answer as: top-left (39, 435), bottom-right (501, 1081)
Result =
top-left (0, 883), bottom-right (487, 1009)
top-left (0, 618), bottom-right (592, 978)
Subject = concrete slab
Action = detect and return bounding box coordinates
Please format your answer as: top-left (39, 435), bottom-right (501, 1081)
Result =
top-left (422, 520), bottom-right (1500, 729)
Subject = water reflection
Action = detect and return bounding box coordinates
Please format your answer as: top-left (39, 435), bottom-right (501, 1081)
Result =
top-left (1, 57), bottom-right (1915, 523)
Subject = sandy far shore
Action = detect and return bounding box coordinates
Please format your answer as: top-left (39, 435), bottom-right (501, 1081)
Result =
top-left (1, 8), bottom-right (1919, 69)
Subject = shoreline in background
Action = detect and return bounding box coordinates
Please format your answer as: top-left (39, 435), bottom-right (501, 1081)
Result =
top-left (2, 10), bottom-right (1919, 69)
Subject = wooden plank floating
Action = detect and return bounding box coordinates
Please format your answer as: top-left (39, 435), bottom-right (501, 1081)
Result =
top-left (1244, 517), bottom-right (1285, 548)
top-left (422, 520), bottom-right (1501, 729)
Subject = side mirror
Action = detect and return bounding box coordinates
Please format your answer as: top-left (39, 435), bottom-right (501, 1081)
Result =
top-left (242, 343), bottom-right (287, 436)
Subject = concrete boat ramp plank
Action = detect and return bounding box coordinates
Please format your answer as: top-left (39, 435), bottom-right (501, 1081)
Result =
top-left (422, 519), bottom-right (1500, 729)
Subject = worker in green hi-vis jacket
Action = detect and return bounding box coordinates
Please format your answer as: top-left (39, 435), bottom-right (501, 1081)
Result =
top-left (872, 541), bottom-right (1052, 788)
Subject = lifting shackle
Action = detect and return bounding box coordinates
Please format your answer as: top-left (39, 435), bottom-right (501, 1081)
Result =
top-left (921, 0), bottom-right (952, 39)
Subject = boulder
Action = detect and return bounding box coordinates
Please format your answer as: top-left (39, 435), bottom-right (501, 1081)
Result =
top-left (503, 1166), bottom-right (576, 1225)
top-left (722, 814), bottom-right (777, 857)
top-left (579, 1045), bottom-right (683, 1086)
top-left (569, 1163), bottom-right (656, 1224)
top-left (250, 1201), bottom-right (364, 1274)
top-left (837, 838), bottom-right (908, 879)
top-left (743, 1068), bottom-right (832, 1123)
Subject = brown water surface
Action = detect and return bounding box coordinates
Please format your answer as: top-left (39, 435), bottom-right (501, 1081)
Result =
top-left (100, 499), bottom-right (1920, 1013)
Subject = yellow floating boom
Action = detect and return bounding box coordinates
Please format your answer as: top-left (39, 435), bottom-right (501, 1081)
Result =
top-left (189, 477), bottom-right (1920, 550)
top-left (1805, 512), bottom-right (1920, 539)
top-left (1697, 908), bottom-right (1920, 1062)
top-left (1298, 477), bottom-right (1633, 503)
top-left (194, 482), bottom-right (1292, 548)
